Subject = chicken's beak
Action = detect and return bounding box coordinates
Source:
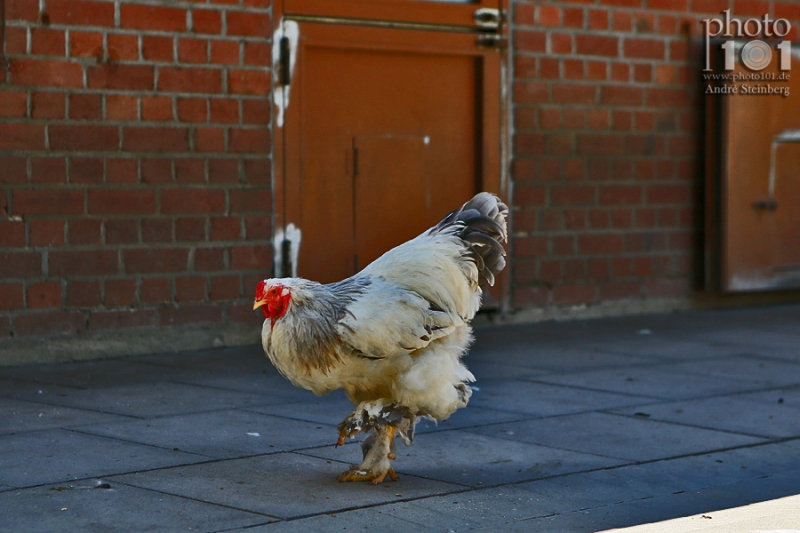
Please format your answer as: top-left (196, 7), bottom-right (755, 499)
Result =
top-left (253, 299), bottom-right (267, 311)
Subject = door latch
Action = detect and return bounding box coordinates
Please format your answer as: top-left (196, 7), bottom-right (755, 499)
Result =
top-left (752, 198), bottom-right (778, 211)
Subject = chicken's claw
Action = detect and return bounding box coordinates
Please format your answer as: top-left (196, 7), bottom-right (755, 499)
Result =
top-left (337, 466), bottom-right (398, 484)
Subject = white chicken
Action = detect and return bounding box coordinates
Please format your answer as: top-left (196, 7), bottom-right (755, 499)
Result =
top-left (253, 193), bottom-right (508, 483)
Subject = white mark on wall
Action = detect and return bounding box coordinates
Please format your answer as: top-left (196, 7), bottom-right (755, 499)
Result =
top-left (272, 20), bottom-right (299, 129)
top-left (273, 223), bottom-right (302, 278)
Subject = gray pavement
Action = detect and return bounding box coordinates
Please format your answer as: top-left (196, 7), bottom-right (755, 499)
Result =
top-left (1, 304), bottom-right (800, 533)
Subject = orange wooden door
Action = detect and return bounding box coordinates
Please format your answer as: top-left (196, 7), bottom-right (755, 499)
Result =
top-left (273, 2), bottom-right (506, 302)
top-left (710, 47), bottom-right (800, 291)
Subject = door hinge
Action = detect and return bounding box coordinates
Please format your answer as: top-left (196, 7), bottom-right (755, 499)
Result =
top-left (281, 238), bottom-right (293, 277)
top-left (279, 36), bottom-right (292, 86)
top-left (474, 8), bottom-right (503, 30)
top-left (477, 33), bottom-right (507, 50)
top-left (352, 147), bottom-right (359, 177)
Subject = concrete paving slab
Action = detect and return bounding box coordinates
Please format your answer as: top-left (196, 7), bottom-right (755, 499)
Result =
top-left (612, 393), bottom-right (800, 438)
top-left (250, 397), bottom-right (529, 435)
top-left (469, 379), bottom-right (653, 416)
top-left (0, 358), bottom-right (186, 389)
top-left (306, 430), bottom-right (623, 488)
top-left (113, 452), bottom-right (463, 520)
top-left (471, 342), bottom-right (651, 372)
top-left (661, 355), bottom-right (800, 389)
top-left (533, 365), bottom-right (766, 401)
top-left (20, 381), bottom-right (278, 418)
top-left (0, 429), bottom-right (205, 488)
top-left (468, 412), bottom-right (766, 462)
top-left (0, 397), bottom-right (127, 435)
top-left (78, 409), bottom-right (338, 458)
top-left (225, 509), bottom-right (441, 533)
top-left (0, 479), bottom-right (267, 533)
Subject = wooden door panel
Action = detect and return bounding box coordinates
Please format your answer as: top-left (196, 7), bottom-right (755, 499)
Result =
top-left (715, 48), bottom-right (800, 291)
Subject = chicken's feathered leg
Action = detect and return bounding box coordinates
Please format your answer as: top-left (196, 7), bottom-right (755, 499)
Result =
top-left (336, 400), bottom-right (417, 483)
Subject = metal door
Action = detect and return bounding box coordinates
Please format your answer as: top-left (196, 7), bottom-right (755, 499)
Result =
top-left (272, 1), bottom-right (506, 304)
top-left (706, 45), bottom-right (800, 292)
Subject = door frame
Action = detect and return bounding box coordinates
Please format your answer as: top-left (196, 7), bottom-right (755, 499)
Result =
top-left (271, 0), bottom-right (511, 310)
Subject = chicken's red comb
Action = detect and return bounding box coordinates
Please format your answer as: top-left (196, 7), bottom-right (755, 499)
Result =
top-left (255, 280), bottom-right (266, 297)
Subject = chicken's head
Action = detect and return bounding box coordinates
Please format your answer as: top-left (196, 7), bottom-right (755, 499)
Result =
top-left (253, 280), bottom-right (291, 321)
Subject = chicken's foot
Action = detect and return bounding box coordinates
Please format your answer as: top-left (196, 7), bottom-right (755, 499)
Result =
top-left (338, 425), bottom-right (398, 484)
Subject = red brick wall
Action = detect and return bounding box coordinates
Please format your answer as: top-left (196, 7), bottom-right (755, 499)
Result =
top-left (0, 0), bottom-right (273, 339)
top-left (509, 0), bottom-right (800, 310)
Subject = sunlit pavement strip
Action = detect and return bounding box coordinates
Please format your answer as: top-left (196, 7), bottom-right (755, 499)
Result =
top-left (1, 304), bottom-right (800, 532)
top-left (601, 495), bottom-right (800, 533)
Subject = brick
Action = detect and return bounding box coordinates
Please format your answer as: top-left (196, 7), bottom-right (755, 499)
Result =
top-left (228, 301), bottom-right (260, 324)
top-left (0, 124), bottom-right (45, 150)
top-left (644, 278), bottom-right (689, 298)
top-left (161, 188), bottom-right (224, 214)
top-left (211, 40), bottom-right (240, 64)
top-left (124, 248), bottom-right (188, 274)
top-left (6, 0), bottom-right (38, 21)
top-left (140, 278), bottom-right (171, 303)
top-left (124, 127), bottom-right (189, 152)
top-left (29, 220), bottom-right (65, 247)
top-left (70, 157), bottom-right (104, 184)
top-left (600, 186), bottom-right (642, 205)
top-left (9, 59), bottom-right (83, 88)
top-left (14, 189), bottom-right (83, 216)
top-left (106, 158), bottom-right (139, 183)
top-left (230, 188), bottom-right (270, 213)
top-left (243, 159), bottom-right (269, 184)
top-left (88, 64), bottom-right (155, 91)
top-left (244, 42), bottom-right (270, 66)
top-left (4, 27), bottom-right (27, 54)
top-left (576, 35), bottom-right (618, 57)
top-left (231, 245), bottom-right (270, 270)
top-left (552, 84), bottom-right (596, 105)
top-left (515, 184), bottom-right (546, 207)
top-left (159, 303), bottom-right (222, 326)
top-left (69, 31), bottom-right (103, 59)
top-left (69, 93), bottom-right (103, 120)
top-left (210, 217), bottom-right (240, 241)
top-left (210, 275), bottom-right (240, 300)
top-left (601, 86), bottom-right (644, 106)
top-left (550, 33), bottom-right (573, 54)
top-left (141, 96), bottom-right (174, 122)
top-left (0, 90), bottom-right (27, 118)
top-left (104, 279), bottom-right (137, 307)
top-left (514, 81), bottom-right (547, 104)
top-left (171, 159), bottom-right (203, 184)
top-left (241, 100), bottom-right (270, 124)
top-left (552, 284), bottom-right (596, 305)
top-left (106, 95), bottom-right (139, 121)
top-left (88, 309), bottom-right (155, 331)
top-left (179, 38), bottom-right (208, 63)
top-left (31, 28), bottom-right (66, 56)
top-left (47, 0), bottom-right (115, 26)
top-left (210, 99), bottom-right (239, 124)
top-left (141, 159), bottom-right (173, 184)
top-left (513, 286), bottom-right (548, 309)
top-left (142, 35), bottom-right (174, 62)
top-left (177, 98), bottom-right (208, 123)
top-left (0, 283), bottom-right (25, 310)
top-left (229, 128), bottom-right (269, 153)
top-left (0, 251), bottom-right (40, 277)
top-left (121, 4), bottom-right (187, 32)
top-left (88, 189), bottom-right (156, 215)
top-left (31, 157), bottom-right (67, 184)
top-left (49, 124), bottom-right (119, 151)
top-left (646, 184), bottom-right (690, 204)
top-left (175, 217), bottom-right (206, 241)
top-left (195, 247), bottom-right (224, 271)
top-left (158, 67), bottom-right (222, 94)
top-left (579, 234), bottom-right (624, 254)
top-left (193, 9), bottom-right (222, 34)
top-left (624, 38), bottom-right (665, 59)
top-left (67, 280), bottom-right (101, 307)
top-left (194, 127), bottom-right (225, 152)
top-left (141, 218), bottom-right (173, 243)
top-left (227, 69), bottom-right (270, 95)
top-left (243, 216), bottom-right (269, 240)
top-left (514, 30), bottom-right (546, 52)
top-left (226, 12), bottom-right (270, 36)
top-left (31, 92), bottom-right (65, 119)
top-left (105, 219), bottom-right (139, 244)
top-left (50, 250), bottom-right (119, 276)
top-left (0, 221), bottom-right (25, 247)
top-left (551, 185), bottom-right (596, 206)
top-left (588, 9), bottom-right (609, 30)
top-left (107, 34), bottom-right (139, 61)
top-left (27, 281), bottom-right (61, 309)
top-left (13, 311), bottom-right (85, 337)
top-left (577, 134), bottom-right (623, 156)
top-left (175, 276), bottom-right (206, 302)
top-left (68, 219), bottom-right (102, 245)
top-left (600, 281), bottom-right (641, 300)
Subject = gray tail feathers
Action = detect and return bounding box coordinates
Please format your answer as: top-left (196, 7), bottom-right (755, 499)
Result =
top-left (429, 192), bottom-right (509, 286)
